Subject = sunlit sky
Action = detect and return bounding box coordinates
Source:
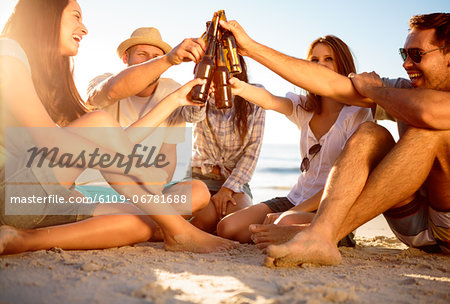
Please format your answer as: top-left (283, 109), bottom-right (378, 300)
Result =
top-left (1, 0), bottom-right (449, 143)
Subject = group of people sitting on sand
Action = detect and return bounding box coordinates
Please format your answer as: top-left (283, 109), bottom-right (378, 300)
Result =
top-left (0, 0), bottom-right (448, 266)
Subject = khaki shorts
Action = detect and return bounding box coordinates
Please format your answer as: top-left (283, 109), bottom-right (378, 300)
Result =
top-left (1, 167), bottom-right (96, 229)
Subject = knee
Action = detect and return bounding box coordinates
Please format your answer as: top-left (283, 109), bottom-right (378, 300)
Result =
top-left (344, 122), bottom-right (396, 165)
top-left (348, 122), bottom-right (395, 149)
top-left (191, 180), bottom-right (210, 211)
top-left (217, 216), bottom-right (241, 241)
top-left (126, 215), bottom-right (153, 242)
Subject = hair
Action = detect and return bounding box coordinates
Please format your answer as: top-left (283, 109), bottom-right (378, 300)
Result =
top-left (2, 0), bottom-right (88, 126)
top-left (409, 13), bottom-right (450, 54)
top-left (232, 56), bottom-right (252, 144)
top-left (303, 35), bottom-right (356, 114)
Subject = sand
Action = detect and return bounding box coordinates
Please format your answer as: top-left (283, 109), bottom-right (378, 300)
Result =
top-left (1, 217), bottom-right (449, 304)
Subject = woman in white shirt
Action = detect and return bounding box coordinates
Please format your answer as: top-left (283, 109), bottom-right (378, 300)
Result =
top-left (217, 35), bottom-right (373, 245)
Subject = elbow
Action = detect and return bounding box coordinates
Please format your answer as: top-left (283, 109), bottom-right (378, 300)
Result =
top-left (419, 110), bottom-right (448, 130)
top-left (410, 103), bottom-right (446, 129)
top-left (107, 82), bottom-right (121, 101)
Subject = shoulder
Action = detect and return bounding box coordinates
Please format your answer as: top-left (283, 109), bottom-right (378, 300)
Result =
top-left (0, 37), bottom-right (31, 74)
top-left (381, 77), bottom-right (412, 89)
top-left (285, 92), bottom-right (307, 105)
top-left (339, 105), bottom-right (373, 127)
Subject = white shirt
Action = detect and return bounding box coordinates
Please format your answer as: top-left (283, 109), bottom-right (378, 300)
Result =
top-left (285, 92), bottom-right (373, 206)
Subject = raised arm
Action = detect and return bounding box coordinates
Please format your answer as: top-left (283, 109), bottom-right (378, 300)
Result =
top-left (87, 38), bottom-right (206, 108)
top-left (220, 20), bottom-right (373, 108)
top-left (229, 77), bottom-right (293, 116)
top-left (350, 72), bottom-right (450, 129)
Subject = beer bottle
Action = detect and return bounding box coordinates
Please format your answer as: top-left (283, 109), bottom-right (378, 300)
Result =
top-left (222, 31), bottom-right (242, 75)
top-left (200, 21), bottom-right (211, 44)
top-left (217, 10), bottom-right (242, 75)
top-left (191, 13), bottom-right (221, 103)
top-left (213, 42), bottom-right (232, 109)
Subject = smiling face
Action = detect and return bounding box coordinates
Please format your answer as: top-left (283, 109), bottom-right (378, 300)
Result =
top-left (59, 0), bottom-right (87, 56)
top-left (402, 28), bottom-right (450, 90)
top-left (308, 43), bottom-right (339, 73)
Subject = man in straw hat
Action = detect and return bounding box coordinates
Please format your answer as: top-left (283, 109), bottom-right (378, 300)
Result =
top-left (220, 12), bottom-right (450, 265)
top-left (82, 28), bottom-right (206, 185)
top-left (87, 27), bottom-right (205, 126)
top-left (75, 28), bottom-right (209, 223)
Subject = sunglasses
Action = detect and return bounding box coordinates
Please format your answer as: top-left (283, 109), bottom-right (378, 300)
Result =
top-left (300, 143), bottom-right (321, 173)
top-left (399, 45), bottom-right (449, 63)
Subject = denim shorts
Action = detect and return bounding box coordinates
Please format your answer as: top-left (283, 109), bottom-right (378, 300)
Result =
top-left (261, 196), bottom-right (295, 213)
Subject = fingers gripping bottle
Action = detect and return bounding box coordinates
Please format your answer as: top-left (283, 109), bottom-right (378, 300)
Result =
top-left (191, 13), bottom-right (221, 103)
top-left (213, 42), bottom-right (232, 109)
top-left (218, 10), bottom-right (242, 75)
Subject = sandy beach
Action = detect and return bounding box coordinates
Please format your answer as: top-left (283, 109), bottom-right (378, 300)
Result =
top-left (1, 216), bottom-right (449, 304)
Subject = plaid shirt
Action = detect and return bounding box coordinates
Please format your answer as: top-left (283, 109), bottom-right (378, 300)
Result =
top-left (183, 98), bottom-right (265, 193)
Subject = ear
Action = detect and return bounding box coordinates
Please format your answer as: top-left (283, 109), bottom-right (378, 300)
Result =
top-left (122, 52), bottom-right (128, 64)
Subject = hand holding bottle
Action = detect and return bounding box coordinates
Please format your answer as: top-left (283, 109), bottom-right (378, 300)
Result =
top-left (167, 38), bottom-right (206, 65)
top-left (219, 20), bottom-right (255, 57)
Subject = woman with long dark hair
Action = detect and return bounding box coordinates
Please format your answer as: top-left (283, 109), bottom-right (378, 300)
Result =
top-left (184, 56), bottom-right (265, 233)
top-left (0, 0), bottom-right (237, 254)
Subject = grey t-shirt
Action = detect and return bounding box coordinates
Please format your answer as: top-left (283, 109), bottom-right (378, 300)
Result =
top-left (376, 77), bottom-right (412, 136)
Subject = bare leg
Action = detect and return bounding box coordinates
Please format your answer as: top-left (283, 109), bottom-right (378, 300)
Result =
top-left (67, 112), bottom-right (237, 253)
top-left (266, 122), bottom-right (396, 266)
top-left (217, 203), bottom-right (272, 242)
top-left (0, 203), bottom-right (155, 254)
top-left (267, 126), bottom-right (450, 266)
top-left (191, 192), bottom-right (253, 233)
top-left (335, 127), bottom-right (450, 240)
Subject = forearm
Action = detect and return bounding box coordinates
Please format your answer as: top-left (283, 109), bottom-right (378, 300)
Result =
top-left (90, 56), bottom-right (173, 107)
top-left (124, 96), bottom-right (180, 143)
top-left (365, 87), bottom-right (450, 129)
top-left (237, 82), bottom-right (293, 115)
top-left (247, 42), bottom-right (371, 107)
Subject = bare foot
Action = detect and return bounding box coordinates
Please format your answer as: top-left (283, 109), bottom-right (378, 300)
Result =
top-left (249, 224), bottom-right (307, 251)
top-left (265, 229), bottom-right (342, 267)
top-left (163, 223), bottom-right (238, 253)
top-left (0, 225), bottom-right (21, 255)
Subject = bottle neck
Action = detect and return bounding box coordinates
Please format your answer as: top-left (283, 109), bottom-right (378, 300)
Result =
top-left (205, 39), bottom-right (216, 57)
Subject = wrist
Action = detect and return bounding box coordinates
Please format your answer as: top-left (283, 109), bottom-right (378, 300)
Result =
top-left (220, 186), bottom-right (234, 195)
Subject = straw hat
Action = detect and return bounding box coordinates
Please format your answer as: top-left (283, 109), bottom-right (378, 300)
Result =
top-left (116, 27), bottom-right (172, 58)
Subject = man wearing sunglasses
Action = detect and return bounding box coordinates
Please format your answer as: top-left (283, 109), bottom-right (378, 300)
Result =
top-left (220, 12), bottom-right (449, 266)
